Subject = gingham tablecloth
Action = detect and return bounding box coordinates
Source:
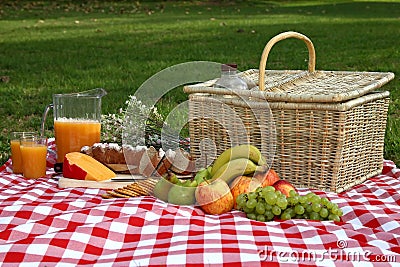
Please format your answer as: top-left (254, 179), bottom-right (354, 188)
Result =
top-left (0, 141), bottom-right (399, 266)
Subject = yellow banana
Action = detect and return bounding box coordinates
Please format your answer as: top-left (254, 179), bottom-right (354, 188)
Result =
top-left (210, 144), bottom-right (265, 177)
top-left (211, 157), bottom-right (264, 185)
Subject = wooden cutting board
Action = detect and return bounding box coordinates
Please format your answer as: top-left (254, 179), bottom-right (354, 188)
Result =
top-left (58, 174), bottom-right (148, 189)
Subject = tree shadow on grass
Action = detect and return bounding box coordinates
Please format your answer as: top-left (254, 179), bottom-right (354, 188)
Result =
top-left (1, 1), bottom-right (400, 21)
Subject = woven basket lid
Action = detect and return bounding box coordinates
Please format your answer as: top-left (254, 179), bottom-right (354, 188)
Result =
top-left (240, 69), bottom-right (395, 103)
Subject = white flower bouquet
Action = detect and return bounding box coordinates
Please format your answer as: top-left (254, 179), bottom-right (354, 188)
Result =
top-left (101, 95), bottom-right (189, 150)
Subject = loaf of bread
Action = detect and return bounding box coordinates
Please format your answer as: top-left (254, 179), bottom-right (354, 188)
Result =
top-left (81, 143), bottom-right (194, 177)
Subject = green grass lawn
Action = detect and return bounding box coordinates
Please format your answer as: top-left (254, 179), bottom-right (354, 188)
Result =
top-left (0, 0), bottom-right (399, 166)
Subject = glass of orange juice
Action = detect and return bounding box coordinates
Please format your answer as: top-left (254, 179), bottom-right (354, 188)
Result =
top-left (10, 132), bottom-right (37, 174)
top-left (20, 136), bottom-right (48, 179)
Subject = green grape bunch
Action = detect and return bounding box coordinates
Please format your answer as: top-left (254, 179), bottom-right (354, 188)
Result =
top-left (236, 186), bottom-right (343, 222)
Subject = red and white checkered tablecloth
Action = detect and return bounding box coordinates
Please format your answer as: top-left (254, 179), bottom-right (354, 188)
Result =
top-left (0, 140), bottom-right (399, 266)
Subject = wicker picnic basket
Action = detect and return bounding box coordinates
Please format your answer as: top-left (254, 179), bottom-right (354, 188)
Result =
top-left (183, 31), bottom-right (394, 193)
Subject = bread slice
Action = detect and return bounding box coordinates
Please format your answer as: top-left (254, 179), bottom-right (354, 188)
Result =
top-left (139, 146), bottom-right (162, 177)
top-left (124, 145), bottom-right (147, 174)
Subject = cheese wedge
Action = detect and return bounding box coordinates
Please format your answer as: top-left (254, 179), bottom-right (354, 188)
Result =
top-left (63, 152), bottom-right (116, 181)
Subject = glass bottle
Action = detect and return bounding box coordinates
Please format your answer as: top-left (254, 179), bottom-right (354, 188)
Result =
top-left (214, 63), bottom-right (248, 90)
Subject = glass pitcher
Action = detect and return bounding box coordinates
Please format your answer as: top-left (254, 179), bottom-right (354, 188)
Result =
top-left (41, 88), bottom-right (107, 172)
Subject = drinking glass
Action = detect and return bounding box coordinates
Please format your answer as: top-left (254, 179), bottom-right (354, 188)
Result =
top-left (20, 136), bottom-right (48, 179)
top-left (10, 132), bottom-right (37, 174)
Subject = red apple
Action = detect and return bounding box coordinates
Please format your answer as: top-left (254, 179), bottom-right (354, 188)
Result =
top-left (253, 169), bottom-right (280, 187)
top-left (273, 180), bottom-right (296, 197)
top-left (195, 179), bottom-right (234, 215)
top-left (230, 176), bottom-right (263, 209)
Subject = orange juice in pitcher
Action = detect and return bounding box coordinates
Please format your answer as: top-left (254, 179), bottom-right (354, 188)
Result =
top-left (54, 119), bottom-right (101, 164)
top-left (41, 88), bottom-right (107, 172)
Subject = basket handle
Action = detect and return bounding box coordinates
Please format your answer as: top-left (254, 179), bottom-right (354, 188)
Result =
top-left (258, 31), bottom-right (316, 91)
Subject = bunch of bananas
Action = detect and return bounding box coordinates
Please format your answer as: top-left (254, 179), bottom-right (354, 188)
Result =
top-left (196, 144), bottom-right (268, 185)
